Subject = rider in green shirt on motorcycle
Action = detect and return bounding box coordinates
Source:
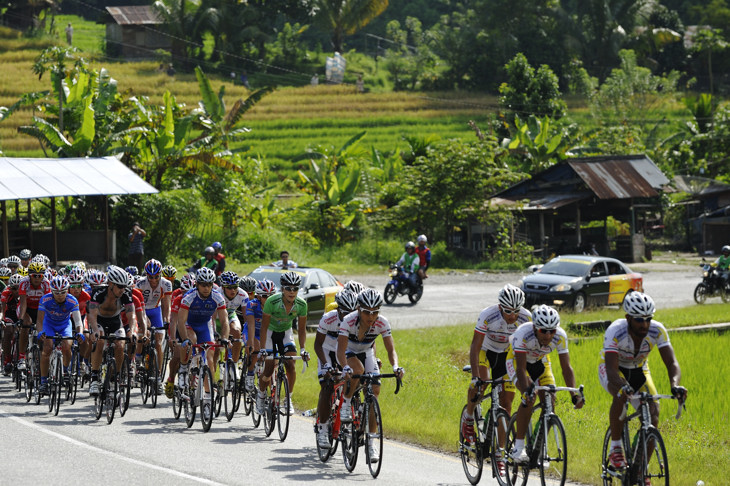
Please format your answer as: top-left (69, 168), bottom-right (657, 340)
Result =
top-left (396, 241), bottom-right (420, 290)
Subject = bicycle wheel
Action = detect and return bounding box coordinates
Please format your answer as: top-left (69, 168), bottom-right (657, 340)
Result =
top-left (342, 398), bottom-right (359, 472)
top-left (491, 408), bottom-right (511, 486)
top-left (460, 404), bottom-right (484, 485)
top-left (139, 349), bottom-right (149, 404)
top-left (601, 426), bottom-right (629, 486)
top-left (277, 374), bottom-right (291, 441)
top-left (230, 361), bottom-right (241, 414)
top-left (69, 348), bottom-right (79, 405)
top-left (119, 355), bottom-right (131, 417)
top-left (641, 428), bottom-right (669, 486)
top-left (540, 415), bottom-right (567, 486)
top-left (12, 335), bottom-right (21, 391)
top-left (185, 372), bottom-right (197, 428)
top-left (364, 396), bottom-right (384, 478)
top-left (47, 356), bottom-right (57, 413)
top-left (505, 413), bottom-right (530, 486)
top-left (30, 347), bottom-right (41, 405)
top-left (201, 365), bottom-right (214, 432)
top-left (160, 338), bottom-right (170, 382)
top-left (223, 360), bottom-right (237, 421)
top-left (213, 368), bottom-right (223, 419)
top-left (263, 385), bottom-right (275, 437)
top-left (172, 381), bottom-right (183, 420)
top-left (94, 365), bottom-right (105, 420)
top-left (149, 348), bottom-right (159, 408)
top-left (105, 359), bottom-right (118, 424)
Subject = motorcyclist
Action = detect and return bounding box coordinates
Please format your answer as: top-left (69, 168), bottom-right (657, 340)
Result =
top-left (396, 241), bottom-right (420, 290)
top-left (715, 245), bottom-right (730, 286)
top-left (415, 235), bottom-right (431, 282)
top-left (188, 246), bottom-right (218, 274)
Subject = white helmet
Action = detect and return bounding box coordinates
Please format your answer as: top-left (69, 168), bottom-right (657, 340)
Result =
top-left (532, 304), bottom-right (560, 330)
top-left (417, 234), bottom-right (428, 244)
top-left (196, 267), bottom-right (216, 283)
top-left (335, 289), bottom-right (358, 313)
top-left (107, 265), bottom-right (130, 287)
top-left (358, 288), bottom-right (383, 309)
top-left (623, 291), bottom-right (655, 318)
top-left (498, 284), bottom-right (525, 310)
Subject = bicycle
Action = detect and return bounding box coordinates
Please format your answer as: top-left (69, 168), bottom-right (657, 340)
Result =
top-left (138, 331), bottom-right (160, 408)
top-left (504, 383), bottom-right (585, 486)
top-left (1, 320), bottom-right (24, 392)
top-left (315, 373), bottom-right (345, 462)
top-left (458, 365), bottom-right (512, 485)
top-left (179, 341), bottom-right (224, 432)
top-left (340, 372), bottom-right (402, 478)
top-left (240, 350), bottom-right (262, 427)
top-left (66, 330), bottom-right (89, 405)
top-left (601, 392), bottom-right (685, 486)
top-left (260, 353), bottom-right (307, 442)
top-left (94, 334), bottom-right (129, 424)
top-left (43, 334), bottom-right (76, 416)
top-left (214, 339), bottom-right (242, 422)
top-left (25, 329), bottom-right (42, 405)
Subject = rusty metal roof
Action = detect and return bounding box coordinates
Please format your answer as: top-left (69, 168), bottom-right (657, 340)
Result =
top-left (491, 194), bottom-right (588, 210)
top-left (106, 6), bottom-right (163, 25)
top-left (568, 156), bottom-right (669, 199)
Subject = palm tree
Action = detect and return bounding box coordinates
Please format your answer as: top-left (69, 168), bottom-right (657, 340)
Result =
top-left (313, 0), bottom-right (389, 52)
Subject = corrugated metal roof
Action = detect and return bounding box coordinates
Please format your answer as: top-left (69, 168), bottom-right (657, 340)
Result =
top-left (106, 6), bottom-right (163, 25)
top-left (491, 194), bottom-right (588, 210)
top-left (0, 156), bottom-right (158, 201)
top-left (568, 156), bottom-right (669, 199)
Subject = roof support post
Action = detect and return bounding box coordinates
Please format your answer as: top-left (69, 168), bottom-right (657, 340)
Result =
top-left (1, 201), bottom-right (8, 257)
top-left (575, 205), bottom-right (582, 246)
top-left (51, 197), bottom-right (58, 265)
top-left (104, 196), bottom-right (110, 262)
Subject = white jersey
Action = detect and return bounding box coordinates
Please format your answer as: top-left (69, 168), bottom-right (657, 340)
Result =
top-left (318, 309), bottom-right (346, 352)
top-left (510, 322), bottom-right (569, 364)
top-left (601, 318), bottom-right (670, 369)
top-left (136, 276), bottom-right (173, 310)
top-left (339, 311), bottom-right (392, 354)
top-left (224, 287), bottom-right (249, 314)
top-left (475, 304), bottom-right (531, 353)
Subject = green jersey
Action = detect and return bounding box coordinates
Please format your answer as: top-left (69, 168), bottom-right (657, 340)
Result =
top-left (263, 293), bottom-right (308, 332)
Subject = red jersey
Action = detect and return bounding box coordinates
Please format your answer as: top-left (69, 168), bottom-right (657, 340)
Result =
top-left (75, 290), bottom-right (91, 317)
top-left (19, 278), bottom-right (51, 310)
top-left (171, 293), bottom-right (184, 314)
top-left (121, 293), bottom-right (143, 328)
top-left (1, 288), bottom-right (19, 320)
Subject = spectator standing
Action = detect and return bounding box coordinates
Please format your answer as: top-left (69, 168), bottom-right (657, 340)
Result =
top-left (356, 74), bottom-right (364, 93)
top-left (311, 74), bottom-right (319, 86)
top-left (240, 71), bottom-right (250, 89)
top-left (65, 23), bottom-right (73, 45)
top-left (128, 222), bottom-right (146, 271)
top-left (272, 251), bottom-right (298, 269)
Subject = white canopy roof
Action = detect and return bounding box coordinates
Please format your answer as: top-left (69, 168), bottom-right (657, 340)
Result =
top-left (0, 156), bottom-right (158, 200)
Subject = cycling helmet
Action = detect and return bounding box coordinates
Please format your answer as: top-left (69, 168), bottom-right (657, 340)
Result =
top-left (107, 265), bottom-right (130, 287)
top-left (358, 288), bottom-right (384, 309)
top-left (33, 254), bottom-right (50, 265)
top-left (280, 271), bottom-right (302, 288)
top-left (204, 246), bottom-right (215, 255)
top-left (196, 267), bottom-right (216, 283)
top-left (0, 258), bottom-right (8, 267)
top-left (180, 273), bottom-right (196, 291)
top-left (498, 284), bottom-right (525, 310)
top-left (75, 261), bottom-right (87, 272)
top-left (45, 268), bottom-right (55, 280)
top-left (19, 249), bottom-right (32, 259)
top-left (417, 234), bottom-right (428, 244)
top-left (144, 258), bottom-right (162, 276)
top-left (67, 267), bottom-right (85, 284)
top-left (162, 265), bottom-right (177, 279)
top-left (133, 275), bottom-right (143, 287)
top-left (8, 273), bottom-right (24, 288)
top-left (723, 245), bottom-right (730, 254)
top-left (125, 266), bottom-right (139, 276)
top-left (28, 261), bottom-right (47, 274)
top-left (219, 271), bottom-right (239, 287)
top-left (212, 241), bottom-right (222, 251)
top-left (255, 279), bottom-right (276, 296)
top-left (16, 267), bottom-right (28, 276)
top-left (50, 275), bottom-right (70, 292)
top-left (0, 267), bottom-right (11, 280)
top-left (344, 280), bottom-right (366, 295)
top-left (532, 304), bottom-right (560, 330)
top-left (7, 255), bottom-right (21, 266)
top-left (405, 241), bottom-right (416, 250)
top-left (335, 289), bottom-right (358, 313)
top-left (623, 291), bottom-right (656, 318)
top-left (238, 275), bottom-right (257, 293)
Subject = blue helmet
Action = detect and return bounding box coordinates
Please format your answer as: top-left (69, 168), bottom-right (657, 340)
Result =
top-left (219, 271), bottom-right (239, 287)
top-left (212, 241), bottom-right (222, 251)
top-left (125, 266), bottom-right (139, 276)
top-left (144, 259), bottom-right (162, 276)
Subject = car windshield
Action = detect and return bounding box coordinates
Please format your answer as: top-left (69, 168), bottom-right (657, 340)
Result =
top-left (248, 269), bottom-right (307, 289)
top-left (539, 259), bottom-right (590, 277)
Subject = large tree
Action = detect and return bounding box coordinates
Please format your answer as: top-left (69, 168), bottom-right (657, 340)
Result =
top-left (313, 0), bottom-right (389, 52)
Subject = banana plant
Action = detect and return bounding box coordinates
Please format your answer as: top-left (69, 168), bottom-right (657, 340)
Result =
top-left (502, 115), bottom-right (568, 171)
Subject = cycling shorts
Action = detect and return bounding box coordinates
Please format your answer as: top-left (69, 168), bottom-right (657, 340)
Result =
top-left (97, 314), bottom-right (124, 336)
top-left (25, 307), bottom-right (38, 324)
top-left (146, 307), bottom-right (164, 330)
top-left (479, 349), bottom-right (515, 392)
top-left (598, 362), bottom-right (657, 410)
top-left (187, 320), bottom-right (214, 344)
top-left (345, 348), bottom-right (380, 386)
top-left (317, 348), bottom-right (341, 382)
top-left (265, 329), bottom-right (295, 355)
top-left (505, 350), bottom-right (555, 387)
top-left (42, 319), bottom-right (72, 338)
top-left (242, 322), bottom-right (261, 343)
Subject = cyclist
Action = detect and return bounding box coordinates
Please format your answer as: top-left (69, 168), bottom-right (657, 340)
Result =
top-left (87, 266), bottom-right (135, 396)
top-left (218, 271), bottom-right (246, 373)
top-left (163, 273), bottom-right (196, 398)
top-left (137, 258), bottom-right (172, 393)
top-left (256, 271), bottom-right (309, 415)
top-left (415, 235), bottom-right (431, 281)
top-left (243, 279), bottom-right (275, 391)
top-left (67, 267), bottom-right (91, 371)
top-left (19, 249), bottom-right (32, 270)
top-left (162, 265), bottom-right (180, 291)
top-left (506, 304), bottom-right (584, 464)
top-left (315, 288), bottom-right (358, 448)
top-left (211, 242), bottom-right (226, 276)
top-left (1, 274), bottom-right (23, 375)
top-left (6, 255), bottom-right (21, 274)
top-left (325, 280), bottom-right (364, 312)
top-left (396, 241), bottom-right (419, 290)
top-left (0, 267), bottom-right (10, 292)
top-left (462, 283), bottom-right (532, 474)
top-left (36, 276), bottom-right (85, 395)
top-left (176, 267), bottom-right (230, 420)
top-left (338, 288), bottom-right (404, 463)
top-left (599, 292), bottom-right (687, 474)
top-left (17, 260), bottom-right (51, 371)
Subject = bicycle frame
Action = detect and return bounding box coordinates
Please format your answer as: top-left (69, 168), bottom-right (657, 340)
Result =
top-left (525, 384), bottom-right (583, 464)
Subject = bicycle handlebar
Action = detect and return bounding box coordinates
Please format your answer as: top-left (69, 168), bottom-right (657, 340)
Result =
top-left (521, 383), bottom-right (585, 407)
top-left (619, 392), bottom-right (686, 420)
top-left (261, 354), bottom-right (308, 373)
top-left (348, 372), bottom-right (402, 395)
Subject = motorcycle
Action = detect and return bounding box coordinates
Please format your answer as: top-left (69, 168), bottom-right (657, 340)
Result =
top-left (694, 259), bottom-right (730, 304)
top-left (383, 263), bottom-right (423, 305)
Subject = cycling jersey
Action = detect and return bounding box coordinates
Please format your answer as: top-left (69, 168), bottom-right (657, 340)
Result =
top-left (19, 277), bottom-right (51, 310)
top-left (475, 304), bottom-right (531, 353)
top-left (509, 322), bottom-right (569, 363)
top-left (600, 318), bottom-right (670, 369)
top-left (73, 290), bottom-right (91, 317)
top-left (224, 287), bottom-right (249, 318)
top-left (136, 276), bottom-right (173, 310)
top-left (90, 287), bottom-right (134, 334)
top-left (1, 288), bottom-right (19, 321)
top-left (38, 293), bottom-right (79, 337)
top-left (262, 293), bottom-right (307, 333)
top-left (180, 289), bottom-right (225, 343)
top-left (318, 309), bottom-right (348, 353)
top-left (121, 292), bottom-right (143, 329)
top-left (243, 298), bottom-right (263, 341)
top-left (338, 311), bottom-right (392, 354)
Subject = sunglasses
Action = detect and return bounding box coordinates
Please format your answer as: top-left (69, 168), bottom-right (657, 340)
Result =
top-left (198, 282), bottom-right (213, 287)
top-left (30, 273), bottom-right (44, 278)
top-left (112, 282), bottom-right (128, 290)
top-left (147, 275), bottom-right (161, 280)
top-left (501, 307), bottom-right (519, 315)
top-left (538, 328), bottom-right (556, 335)
top-left (70, 284), bottom-right (83, 289)
top-left (361, 308), bottom-right (380, 316)
top-left (282, 286), bottom-right (299, 292)
top-left (223, 285), bottom-right (238, 290)
top-left (633, 316), bottom-right (653, 323)
top-left (52, 290), bottom-right (68, 295)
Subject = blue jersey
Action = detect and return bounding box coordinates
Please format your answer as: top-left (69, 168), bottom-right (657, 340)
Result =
top-left (180, 288), bottom-right (226, 327)
top-left (246, 298), bottom-right (264, 330)
top-left (39, 293), bottom-right (79, 325)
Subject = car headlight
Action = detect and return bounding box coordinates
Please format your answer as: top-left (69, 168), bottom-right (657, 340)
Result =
top-left (550, 283), bottom-right (572, 292)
